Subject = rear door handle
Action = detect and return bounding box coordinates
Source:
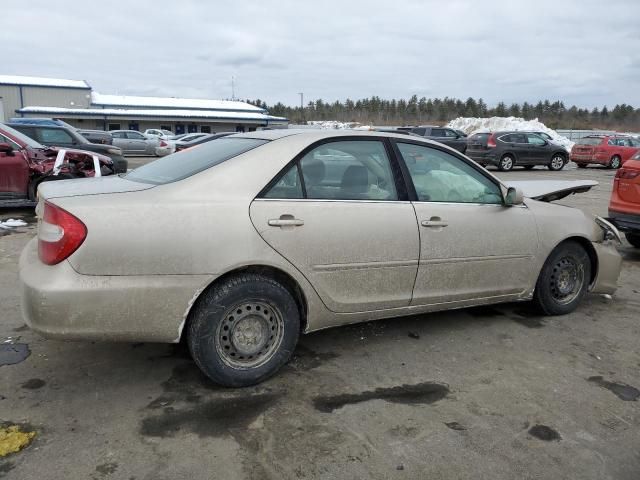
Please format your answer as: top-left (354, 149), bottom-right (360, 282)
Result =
top-left (421, 218), bottom-right (448, 228)
top-left (268, 214), bottom-right (304, 227)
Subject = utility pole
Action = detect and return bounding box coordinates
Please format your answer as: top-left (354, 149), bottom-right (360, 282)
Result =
top-left (298, 92), bottom-right (304, 123)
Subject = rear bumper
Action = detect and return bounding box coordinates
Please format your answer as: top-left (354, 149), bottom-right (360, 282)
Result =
top-left (590, 241), bottom-right (622, 295)
top-left (608, 210), bottom-right (640, 233)
top-left (570, 154), bottom-right (606, 165)
top-left (19, 238), bottom-right (212, 343)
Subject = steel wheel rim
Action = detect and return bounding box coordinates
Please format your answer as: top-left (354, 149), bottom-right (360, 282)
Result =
top-left (502, 157), bottom-right (513, 169)
top-left (549, 256), bottom-right (584, 305)
top-left (611, 157), bottom-right (620, 168)
top-left (551, 156), bottom-right (564, 169)
top-left (215, 300), bottom-right (284, 369)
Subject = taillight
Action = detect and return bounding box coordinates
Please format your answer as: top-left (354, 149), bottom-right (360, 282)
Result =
top-left (38, 201), bottom-right (87, 265)
top-left (159, 140), bottom-right (167, 147)
top-left (487, 134), bottom-right (497, 148)
top-left (615, 169), bottom-right (640, 180)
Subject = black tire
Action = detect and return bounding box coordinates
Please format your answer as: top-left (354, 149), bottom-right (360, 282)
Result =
top-left (498, 154), bottom-right (515, 171)
top-left (29, 174), bottom-right (75, 200)
top-left (548, 153), bottom-right (566, 171)
top-left (532, 241), bottom-right (591, 315)
top-left (626, 233), bottom-right (640, 248)
top-left (187, 273), bottom-right (300, 387)
top-left (608, 155), bottom-right (622, 169)
top-left (524, 165), bottom-right (535, 170)
top-left (577, 163), bottom-right (588, 168)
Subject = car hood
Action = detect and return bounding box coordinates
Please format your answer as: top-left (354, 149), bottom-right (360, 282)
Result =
top-left (506, 179), bottom-right (598, 202)
top-left (38, 175), bottom-right (154, 200)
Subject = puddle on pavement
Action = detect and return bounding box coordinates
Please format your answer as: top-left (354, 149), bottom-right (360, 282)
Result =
top-left (140, 392), bottom-right (280, 438)
top-left (21, 379), bottom-right (45, 390)
top-left (0, 344), bottom-right (30, 366)
top-left (588, 376), bottom-right (640, 401)
top-left (445, 421), bottom-right (467, 431)
top-left (0, 424), bottom-right (36, 457)
top-left (313, 382), bottom-right (450, 413)
top-left (528, 424), bottom-right (561, 441)
top-left (95, 462), bottom-right (118, 475)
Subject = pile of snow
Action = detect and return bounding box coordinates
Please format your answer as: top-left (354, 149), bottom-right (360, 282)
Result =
top-left (447, 117), bottom-right (574, 151)
top-left (306, 121), bottom-right (372, 130)
top-left (0, 219), bottom-right (27, 229)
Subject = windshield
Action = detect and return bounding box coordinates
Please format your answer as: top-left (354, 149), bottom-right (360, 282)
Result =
top-left (125, 137), bottom-right (268, 185)
top-left (0, 122), bottom-right (45, 149)
top-left (576, 137), bottom-right (604, 145)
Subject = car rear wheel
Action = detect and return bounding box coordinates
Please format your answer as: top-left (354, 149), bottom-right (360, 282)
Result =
top-left (498, 155), bottom-right (515, 171)
top-left (187, 273), bottom-right (300, 387)
top-left (548, 154), bottom-right (566, 171)
top-left (532, 241), bottom-right (591, 315)
top-left (626, 233), bottom-right (640, 248)
top-left (608, 155), bottom-right (622, 169)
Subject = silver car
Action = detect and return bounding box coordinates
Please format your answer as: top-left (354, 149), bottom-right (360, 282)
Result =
top-left (20, 130), bottom-right (622, 386)
top-left (110, 130), bottom-right (161, 156)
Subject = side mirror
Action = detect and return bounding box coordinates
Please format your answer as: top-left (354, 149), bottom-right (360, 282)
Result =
top-left (504, 186), bottom-right (524, 206)
top-left (0, 142), bottom-right (14, 154)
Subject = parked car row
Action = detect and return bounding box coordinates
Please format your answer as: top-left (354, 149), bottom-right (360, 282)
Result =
top-left (0, 122), bottom-right (113, 207)
top-left (570, 135), bottom-right (640, 169)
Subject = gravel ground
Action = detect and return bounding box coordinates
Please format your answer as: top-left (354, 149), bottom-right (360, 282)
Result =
top-left (0, 162), bottom-right (639, 480)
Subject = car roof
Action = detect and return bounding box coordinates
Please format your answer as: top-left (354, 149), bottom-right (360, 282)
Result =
top-left (7, 122), bottom-right (71, 131)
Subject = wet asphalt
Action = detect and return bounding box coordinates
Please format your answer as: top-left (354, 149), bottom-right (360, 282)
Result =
top-left (0, 161), bottom-right (639, 479)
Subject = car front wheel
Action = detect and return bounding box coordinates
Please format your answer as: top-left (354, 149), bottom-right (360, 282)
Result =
top-left (498, 155), bottom-right (515, 171)
top-left (548, 154), bottom-right (566, 171)
top-left (532, 241), bottom-right (591, 315)
top-left (187, 273), bottom-right (300, 387)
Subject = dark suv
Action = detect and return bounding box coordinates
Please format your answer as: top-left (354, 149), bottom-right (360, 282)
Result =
top-left (399, 126), bottom-right (467, 153)
top-left (8, 124), bottom-right (127, 173)
top-left (466, 131), bottom-right (568, 171)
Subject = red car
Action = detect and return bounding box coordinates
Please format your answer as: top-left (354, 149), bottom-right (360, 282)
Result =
top-left (570, 135), bottom-right (640, 169)
top-left (608, 151), bottom-right (640, 247)
top-left (0, 123), bottom-right (113, 207)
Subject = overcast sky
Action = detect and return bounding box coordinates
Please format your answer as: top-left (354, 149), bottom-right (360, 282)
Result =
top-left (2, 0), bottom-right (639, 109)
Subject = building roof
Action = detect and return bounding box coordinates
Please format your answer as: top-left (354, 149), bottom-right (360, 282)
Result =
top-left (90, 92), bottom-right (265, 113)
top-left (0, 75), bottom-right (90, 89)
top-left (17, 106), bottom-right (288, 123)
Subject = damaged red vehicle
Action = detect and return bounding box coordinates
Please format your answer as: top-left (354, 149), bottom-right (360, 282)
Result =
top-left (0, 122), bottom-right (114, 207)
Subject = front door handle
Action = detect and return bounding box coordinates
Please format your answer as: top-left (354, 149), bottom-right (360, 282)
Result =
top-left (268, 214), bottom-right (304, 227)
top-left (421, 218), bottom-right (448, 228)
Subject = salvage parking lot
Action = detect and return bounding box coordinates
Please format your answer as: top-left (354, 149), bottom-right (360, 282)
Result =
top-left (1, 162), bottom-right (639, 479)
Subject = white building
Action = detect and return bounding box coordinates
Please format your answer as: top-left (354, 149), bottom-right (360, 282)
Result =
top-left (0, 75), bottom-right (288, 134)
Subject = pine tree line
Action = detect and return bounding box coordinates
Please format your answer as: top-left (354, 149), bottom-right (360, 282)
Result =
top-left (245, 96), bottom-right (640, 131)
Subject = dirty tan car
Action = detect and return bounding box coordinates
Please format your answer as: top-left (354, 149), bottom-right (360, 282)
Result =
top-left (20, 130), bottom-right (622, 386)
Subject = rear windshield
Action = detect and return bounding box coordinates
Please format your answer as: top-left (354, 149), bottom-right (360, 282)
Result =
top-left (576, 137), bottom-right (603, 145)
top-left (469, 133), bottom-right (490, 141)
top-left (125, 137), bottom-right (268, 185)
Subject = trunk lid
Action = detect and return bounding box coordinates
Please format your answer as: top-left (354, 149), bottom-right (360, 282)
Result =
top-left (38, 175), bottom-right (154, 201)
top-left (507, 180), bottom-right (598, 202)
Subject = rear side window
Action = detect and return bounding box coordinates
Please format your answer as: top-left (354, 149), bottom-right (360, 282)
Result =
top-left (430, 128), bottom-right (444, 137)
top-left (126, 138), bottom-right (267, 185)
top-left (577, 137), bottom-right (604, 145)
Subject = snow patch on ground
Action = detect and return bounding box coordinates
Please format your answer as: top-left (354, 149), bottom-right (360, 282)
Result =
top-left (447, 116), bottom-right (574, 151)
top-left (0, 219), bottom-right (28, 229)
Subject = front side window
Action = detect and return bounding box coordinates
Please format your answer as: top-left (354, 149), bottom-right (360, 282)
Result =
top-left (112, 132), bottom-right (125, 139)
top-left (397, 142), bottom-right (502, 204)
top-left (39, 128), bottom-right (73, 145)
top-left (444, 129), bottom-right (458, 138)
top-left (526, 134), bottom-right (546, 146)
top-left (0, 133), bottom-right (21, 150)
top-left (127, 132), bottom-right (146, 140)
top-left (430, 128), bottom-right (444, 137)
